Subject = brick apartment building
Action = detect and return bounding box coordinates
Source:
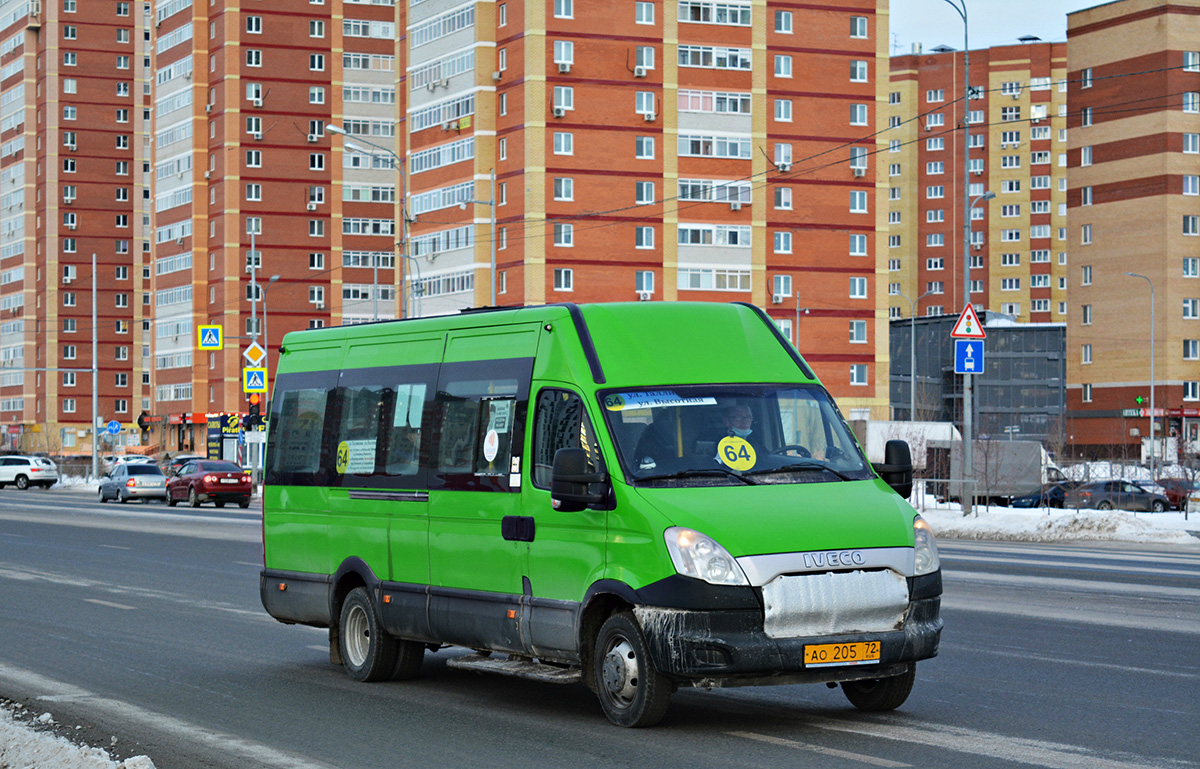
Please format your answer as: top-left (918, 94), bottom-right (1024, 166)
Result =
top-left (1066, 0), bottom-right (1200, 460)
top-left (888, 41), bottom-right (1070, 325)
top-left (1, 0), bottom-right (892, 455)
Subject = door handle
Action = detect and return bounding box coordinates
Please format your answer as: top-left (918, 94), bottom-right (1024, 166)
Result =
top-left (501, 515), bottom-right (535, 542)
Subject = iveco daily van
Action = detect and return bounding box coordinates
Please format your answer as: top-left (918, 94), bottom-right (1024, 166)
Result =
top-left (260, 302), bottom-right (942, 727)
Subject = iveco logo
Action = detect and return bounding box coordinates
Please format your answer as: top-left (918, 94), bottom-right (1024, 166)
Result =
top-left (803, 550), bottom-right (867, 569)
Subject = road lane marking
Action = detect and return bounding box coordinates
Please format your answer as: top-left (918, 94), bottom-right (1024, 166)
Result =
top-left (945, 571), bottom-right (1200, 600)
top-left (729, 730), bottom-right (910, 767)
top-left (805, 714), bottom-right (1179, 769)
top-left (99, 545), bottom-right (131, 550)
top-left (0, 663), bottom-right (337, 769)
top-left (83, 599), bottom-right (136, 610)
top-left (941, 641), bottom-right (1200, 681)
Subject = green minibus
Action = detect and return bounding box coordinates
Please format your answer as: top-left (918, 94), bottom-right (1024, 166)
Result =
top-left (260, 302), bottom-right (942, 727)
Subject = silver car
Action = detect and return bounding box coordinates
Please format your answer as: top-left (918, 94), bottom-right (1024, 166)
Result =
top-left (99, 463), bottom-right (168, 503)
top-left (0, 456), bottom-right (59, 489)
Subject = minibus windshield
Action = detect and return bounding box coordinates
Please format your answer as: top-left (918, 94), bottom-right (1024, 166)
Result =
top-left (598, 385), bottom-right (875, 487)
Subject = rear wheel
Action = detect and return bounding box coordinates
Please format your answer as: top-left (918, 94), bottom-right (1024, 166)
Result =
top-left (238, 499), bottom-right (250, 509)
top-left (214, 501), bottom-right (225, 508)
top-left (338, 587), bottom-right (397, 682)
top-left (842, 664), bottom-right (916, 711)
top-left (14, 475), bottom-right (28, 490)
top-left (593, 611), bottom-right (671, 727)
top-left (188, 486), bottom-right (201, 508)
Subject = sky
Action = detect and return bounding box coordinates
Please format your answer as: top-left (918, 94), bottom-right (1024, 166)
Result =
top-left (889, 0), bottom-right (1087, 53)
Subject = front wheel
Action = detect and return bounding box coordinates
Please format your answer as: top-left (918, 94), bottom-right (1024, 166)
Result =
top-left (98, 488), bottom-right (107, 503)
top-left (1097, 501), bottom-right (1113, 511)
top-left (593, 612), bottom-right (671, 727)
top-left (338, 587), bottom-right (397, 682)
top-left (167, 492), bottom-right (178, 507)
top-left (1151, 500), bottom-right (1166, 512)
top-left (842, 664), bottom-right (916, 711)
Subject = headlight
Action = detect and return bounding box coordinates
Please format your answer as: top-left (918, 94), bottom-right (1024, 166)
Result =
top-left (663, 527), bottom-right (749, 586)
top-left (913, 515), bottom-right (940, 576)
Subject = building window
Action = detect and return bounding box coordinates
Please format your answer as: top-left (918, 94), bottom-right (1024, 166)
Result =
top-left (554, 177), bottom-right (573, 201)
top-left (635, 181), bottom-right (655, 205)
top-left (775, 10), bottom-right (792, 33)
top-left (849, 233), bottom-right (866, 256)
top-left (774, 231), bottom-right (792, 253)
top-left (1186, 93), bottom-right (1200, 114)
top-left (1081, 344), bottom-right (1092, 365)
top-left (554, 267), bottom-right (573, 290)
top-left (850, 190), bottom-right (868, 213)
top-left (849, 320), bottom-right (867, 343)
top-left (1186, 382), bottom-right (1200, 401)
top-left (775, 99), bottom-right (792, 122)
top-left (1082, 265), bottom-right (1092, 285)
top-left (850, 103), bottom-right (867, 125)
top-left (635, 227), bottom-right (654, 249)
top-left (1185, 257), bottom-right (1199, 278)
top-left (849, 277), bottom-right (867, 298)
top-left (1082, 304), bottom-right (1092, 325)
top-left (310, 20), bottom-right (325, 37)
top-left (850, 364), bottom-right (868, 386)
top-left (1185, 340), bottom-right (1200, 360)
top-left (1186, 299), bottom-right (1200, 319)
top-left (554, 0), bottom-right (573, 18)
top-left (775, 187), bottom-right (792, 210)
top-left (1082, 384), bottom-right (1092, 403)
top-left (775, 55), bottom-right (792, 78)
top-left (1082, 224), bottom-right (1093, 244)
top-left (636, 270), bottom-right (654, 292)
top-left (1185, 216), bottom-right (1199, 236)
top-left (850, 60), bottom-right (867, 82)
top-left (554, 131), bottom-right (573, 155)
top-left (850, 16), bottom-right (867, 38)
top-left (554, 86), bottom-right (574, 111)
top-left (635, 136), bottom-right (654, 159)
top-left (636, 2), bottom-right (653, 24)
top-left (554, 223), bottom-right (573, 246)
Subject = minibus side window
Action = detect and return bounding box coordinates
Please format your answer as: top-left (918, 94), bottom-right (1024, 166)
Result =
top-left (532, 389), bottom-right (605, 489)
top-left (431, 363), bottom-right (528, 491)
top-left (266, 373), bottom-right (337, 487)
top-left (382, 383), bottom-right (427, 478)
top-left (336, 385), bottom-right (386, 477)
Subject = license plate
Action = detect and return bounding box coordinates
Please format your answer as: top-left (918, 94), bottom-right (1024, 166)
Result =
top-left (220, 478), bottom-right (239, 484)
top-left (803, 641), bottom-right (881, 668)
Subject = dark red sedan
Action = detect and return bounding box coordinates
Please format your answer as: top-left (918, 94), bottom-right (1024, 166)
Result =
top-left (166, 459), bottom-right (252, 508)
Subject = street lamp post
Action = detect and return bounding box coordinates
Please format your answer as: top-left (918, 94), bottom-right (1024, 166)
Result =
top-left (897, 289), bottom-right (933, 421)
top-left (459, 170), bottom-right (497, 306)
top-left (327, 125), bottom-right (408, 319)
top-left (1126, 272), bottom-right (1156, 483)
top-left (262, 274), bottom-right (280, 362)
top-left (961, 190), bottom-right (995, 514)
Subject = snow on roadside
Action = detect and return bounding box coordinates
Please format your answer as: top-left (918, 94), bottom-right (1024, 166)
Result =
top-left (919, 504), bottom-right (1200, 544)
top-left (0, 703), bottom-right (155, 769)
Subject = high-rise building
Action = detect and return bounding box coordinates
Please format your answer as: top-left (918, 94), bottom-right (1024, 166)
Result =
top-left (1066, 0), bottom-right (1200, 459)
top-left (2, 0), bottom-right (892, 455)
top-left (887, 42), bottom-right (1070, 328)
top-left (0, 0), bottom-right (148, 454)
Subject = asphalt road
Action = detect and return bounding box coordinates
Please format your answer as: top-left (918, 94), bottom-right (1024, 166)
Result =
top-left (1, 487), bottom-right (1197, 769)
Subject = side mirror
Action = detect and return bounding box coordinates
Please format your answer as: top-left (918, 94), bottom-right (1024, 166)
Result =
top-left (873, 440), bottom-right (913, 499)
top-left (550, 447), bottom-right (609, 513)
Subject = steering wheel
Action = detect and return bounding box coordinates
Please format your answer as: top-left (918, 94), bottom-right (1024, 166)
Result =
top-left (772, 444), bottom-right (812, 458)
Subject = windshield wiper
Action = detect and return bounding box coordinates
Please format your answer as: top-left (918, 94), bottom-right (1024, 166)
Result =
top-left (747, 461), bottom-right (854, 482)
top-left (637, 467), bottom-right (758, 485)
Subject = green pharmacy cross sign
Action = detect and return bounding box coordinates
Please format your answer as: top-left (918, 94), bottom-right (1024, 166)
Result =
top-left (1135, 396), bottom-right (1146, 405)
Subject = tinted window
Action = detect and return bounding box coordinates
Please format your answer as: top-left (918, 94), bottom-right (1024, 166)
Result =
top-left (532, 389), bottom-right (604, 489)
top-left (127, 465), bottom-right (163, 476)
top-left (202, 461), bottom-right (243, 473)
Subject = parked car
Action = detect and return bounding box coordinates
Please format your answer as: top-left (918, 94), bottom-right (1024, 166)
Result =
top-left (0, 456), bottom-right (59, 489)
top-left (1065, 480), bottom-right (1169, 512)
top-left (99, 464), bottom-right (168, 503)
top-left (1154, 478), bottom-right (1200, 510)
top-left (166, 459), bottom-right (251, 508)
top-left (1009, 481), bottom-right (1079, 508)
top-left (162, 453), bottom-right (203, 477)
top-left (101, 454), bottom-right (157, 475)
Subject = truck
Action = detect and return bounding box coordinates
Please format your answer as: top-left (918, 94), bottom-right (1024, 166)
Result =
top-left (941, 438), bottom-right (1066, 506)
top-left (853, 421), bottom-right (962, 474)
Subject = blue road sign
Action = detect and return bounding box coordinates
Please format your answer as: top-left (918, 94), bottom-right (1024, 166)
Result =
top-left (106, 420), bottom-right (121, 435)
top-left (954, 339), bottom-right (984, 375)
top-left (197, 325), bottom-right (223, 350)
top-left (243, 367), bottom-right (268, 393)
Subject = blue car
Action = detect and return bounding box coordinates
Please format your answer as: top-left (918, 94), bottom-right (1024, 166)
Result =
top-left (1010, 481), bottom-right (1078, 508)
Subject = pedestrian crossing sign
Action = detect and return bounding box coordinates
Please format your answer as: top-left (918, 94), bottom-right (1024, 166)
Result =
top-left (198, 325), bottom-right (223, 350)
top-left (243, 367), bottom-right (268, 394)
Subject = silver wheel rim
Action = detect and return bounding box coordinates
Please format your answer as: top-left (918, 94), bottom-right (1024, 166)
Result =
top-left (344, 603), bottom-right (371, 668)
top-left (601, 638), bottom-right (639, 707)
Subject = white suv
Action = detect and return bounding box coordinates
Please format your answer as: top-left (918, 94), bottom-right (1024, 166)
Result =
top-left (0, 456), bottom-right (59, 489)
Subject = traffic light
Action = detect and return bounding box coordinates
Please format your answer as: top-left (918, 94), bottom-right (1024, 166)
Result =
top-left (247, 393), bottom-right (261, 429)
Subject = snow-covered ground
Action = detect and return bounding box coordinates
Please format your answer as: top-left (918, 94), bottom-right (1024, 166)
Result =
top-left (6, 475), bottom-right (1197, 768)
top-left (0, 703), bottom-right (154, 769)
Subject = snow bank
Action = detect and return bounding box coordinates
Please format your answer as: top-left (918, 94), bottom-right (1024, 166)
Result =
top-left (920, 506), bottom-right (1199, 544)
top-left (0, 703), bottom-right (155, 769)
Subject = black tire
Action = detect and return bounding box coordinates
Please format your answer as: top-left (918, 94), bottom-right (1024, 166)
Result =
top-left (338, 587), bottom-right (397, 682)
top-left (391, 639), bottom-right (425, 680)
top-left (238, 499), bottom-right (250, 509)
top-left (1151, 500), bottom-right (1166, 512)
top-left (14, 475), bottom-right (28, 490)
top-left (167, 493), bottom-right (178, 507)
top-left (842, 664), bottom-right (916, 711)
top-left (214, 501), bottom-right (225, 508)
top-left (1097, 501), bottom-right (1113, 511)
top-left (98, 488), bottom-right (107, 503)
top-left (188, 486), bottom-right (201, 508)
top-left (593, 611), bottom-right (671, 727)
top-left (118, 493), bottom-right (128, 504)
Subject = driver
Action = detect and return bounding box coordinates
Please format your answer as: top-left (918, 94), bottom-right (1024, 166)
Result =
top-left (715, 404), bottom-right (766, 454)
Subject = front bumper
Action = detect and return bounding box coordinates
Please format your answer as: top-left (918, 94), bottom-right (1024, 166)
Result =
top-left (634, 572), bottom-right (942, 687)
